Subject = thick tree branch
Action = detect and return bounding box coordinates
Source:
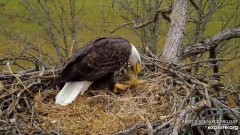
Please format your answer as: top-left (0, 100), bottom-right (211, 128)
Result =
top-left (182, 28), bottom-right (240, 59)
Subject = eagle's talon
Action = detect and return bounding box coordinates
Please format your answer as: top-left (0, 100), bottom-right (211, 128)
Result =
top-left (123, 79), bottom-right (146, 86)
top-left (114, 83), bottom-right (131, 93)
top-left (124, 66), bottom-right (145, 86)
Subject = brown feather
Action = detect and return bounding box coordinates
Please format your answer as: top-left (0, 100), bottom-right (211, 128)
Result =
top-left (50, 37), bottom-right (132, 87)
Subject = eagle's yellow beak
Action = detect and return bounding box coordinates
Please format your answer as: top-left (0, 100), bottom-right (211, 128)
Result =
top-left (133, 64), bottom-right (141, 74)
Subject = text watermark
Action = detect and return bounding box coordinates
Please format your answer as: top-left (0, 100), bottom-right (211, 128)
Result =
top-left (207, 125), bottom-right (238, 130)
top-left (183, 119), bottom-right (238, 130)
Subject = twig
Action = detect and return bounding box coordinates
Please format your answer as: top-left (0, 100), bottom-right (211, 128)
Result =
top-left (68, 40), bottom-right (78, 58)
top-left (113, 122), bottom-right (145, 135)
top-left (152, 119), bottom-right (174, 134)
top-left (172, 100), bottom-right (208, 135)
top-left (204, 87), bottom-right (211, 107)
top-left (3, 62), bottom-right (13, 74)
top-left (111, 23), bottom-right (132, 34)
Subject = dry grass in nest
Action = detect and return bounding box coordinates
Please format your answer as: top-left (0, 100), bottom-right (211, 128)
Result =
top-left (33, 75), bottom-right (174, 135)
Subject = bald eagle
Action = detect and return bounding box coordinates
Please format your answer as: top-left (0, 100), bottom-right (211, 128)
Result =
top-left (51, 37), bottom-right (141, 106)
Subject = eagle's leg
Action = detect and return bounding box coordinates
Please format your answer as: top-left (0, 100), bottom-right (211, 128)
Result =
top-left (113, 83), bottom-right (131, 93)
top-left (93, 72), bottom-right (130, 93)
top-left (104, 72), bottom-right (130, 92)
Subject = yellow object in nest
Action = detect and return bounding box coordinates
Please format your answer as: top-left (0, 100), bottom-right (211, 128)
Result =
top-left (113, 67), bottom-right (146, 93)
top-left (123, 67), bottom-right (146, 87)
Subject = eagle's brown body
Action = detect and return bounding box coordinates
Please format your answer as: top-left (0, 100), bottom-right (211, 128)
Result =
top-left (53, 37), bottom-right (142, 106)
top-left (52, 37), bottom-right (132, 89)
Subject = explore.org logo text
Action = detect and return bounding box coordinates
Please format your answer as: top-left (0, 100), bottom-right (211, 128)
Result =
top-left (207, 125), bottom-right (238, 130)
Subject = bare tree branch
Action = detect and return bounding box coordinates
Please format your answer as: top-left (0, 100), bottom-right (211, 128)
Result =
top-left (133, 7), bottom-right (171, 29)
top-left (189, 0), bottom-right (201, 13)
top-left (113, 0), bottom-right (163, 54)
top-left (182, 28), bottom-right (240, 59)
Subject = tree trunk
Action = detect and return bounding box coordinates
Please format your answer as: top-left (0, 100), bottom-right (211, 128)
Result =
top-left (162, 0), bottom-right (188, 64)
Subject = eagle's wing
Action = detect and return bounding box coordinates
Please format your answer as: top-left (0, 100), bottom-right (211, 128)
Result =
top-left (74, 37), bottom-right (131, 80)
top-left (51, 37), bottom-right (131, 86)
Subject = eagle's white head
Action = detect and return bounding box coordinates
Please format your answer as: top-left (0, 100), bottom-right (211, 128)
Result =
top-left (128, 44), bottom-right (141, 74)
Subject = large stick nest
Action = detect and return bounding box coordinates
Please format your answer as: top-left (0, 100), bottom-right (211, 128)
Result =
top-left (0, 55), bottom-right (239, 135)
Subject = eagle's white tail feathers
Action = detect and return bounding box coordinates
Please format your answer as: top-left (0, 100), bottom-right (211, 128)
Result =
top-left (55, 81), bottom-right (92, 106)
